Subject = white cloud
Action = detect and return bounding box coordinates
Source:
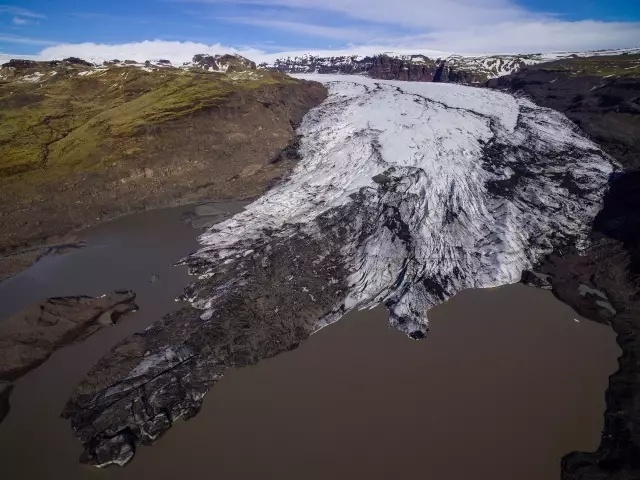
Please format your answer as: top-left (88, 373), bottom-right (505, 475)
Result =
top-left (417, 20), bottom-right (640, 54)
top-left (0, 5), bottom-right (45, 19)
top-left (27, 16), bottom-right (640, 66)
top-left (3, 0), bottom-right (638, 64)
top-left (11, 16), bottom-right (29, 25)
top-left (177, 0), bottom-right (540, 29)
top-left (175, 0), bottom-right (640, 55)
top-left (0, 34), bottom-right (56, 46)
top-left (38, 40), bottom-right (268, 64)
top-left (219, 16), bottom-right (381, 41)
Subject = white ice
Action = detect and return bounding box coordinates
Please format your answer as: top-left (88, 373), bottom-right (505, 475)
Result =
top-left (189, 75), bottom-right (614, 337)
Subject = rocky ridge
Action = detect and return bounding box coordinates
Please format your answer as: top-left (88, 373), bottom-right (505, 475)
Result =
top-left (264, 48), bottom-right (640, 84)
top-left (0, 381), bottom-right (11, 423)
top-left (1, 53), bottom-right (258, 75)
top-left (265, 53), bottom-right (532, 83)
top-left (188, 53), bottom-right (256, 72)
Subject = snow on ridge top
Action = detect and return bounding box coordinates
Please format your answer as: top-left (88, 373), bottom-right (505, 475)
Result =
top-left (189, 74), bottom-right (613, 337)
top-left (539, 47), bottom-right (640, 60)
top-left (1, 53), bottom-right (261, 80)
top-left (266, 47), bottom-right (640, 80)
top-left (269, 47), bottom-right (639, 62)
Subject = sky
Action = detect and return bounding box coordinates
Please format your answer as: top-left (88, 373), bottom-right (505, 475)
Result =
top-left (0, 0), bottom-right (639, 63)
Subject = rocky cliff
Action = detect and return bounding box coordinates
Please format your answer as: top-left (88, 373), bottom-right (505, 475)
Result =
top-left (265, 53), bottom-right (486, 83)
top-left (264, 48), bottom-right (640, 85)
top-left (188, 53), bottom-right (257, 72)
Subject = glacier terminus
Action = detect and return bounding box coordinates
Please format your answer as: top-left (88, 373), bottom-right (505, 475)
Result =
top-left (62, 75), bottom-right (615, 467)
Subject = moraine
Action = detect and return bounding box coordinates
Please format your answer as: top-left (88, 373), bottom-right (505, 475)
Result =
top-left (62, 75), bottom-right (615, 467)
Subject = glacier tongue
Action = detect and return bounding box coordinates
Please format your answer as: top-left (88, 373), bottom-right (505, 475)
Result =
top-left (63, 75), bottom-right (616, 467)
top-left (191, 75), bottom-right (613, 337)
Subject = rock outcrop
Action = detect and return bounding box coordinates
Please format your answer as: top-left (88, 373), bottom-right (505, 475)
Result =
top-left (368, 55), bottom-right (440, 81)
top-left (0, 381), bottom-right (12, 424)
top-left (0, 291), bottom-right (137, 382)
top-left (189, 54), bottom-right (256, 73)
top-left (266, 54), bottom-right (478, 83)
top-left (265, 53), bottom-right (545, 84)
top-left (265, 49), bottom-right (639, 85)
top-left (62, 57), bottom-right (94, 67)
top-left (1, 58), bottom-right (41, 69)
top-left (1, 58), bottom-right (95, 69)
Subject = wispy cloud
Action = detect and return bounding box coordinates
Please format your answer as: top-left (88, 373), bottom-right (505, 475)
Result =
top-left (219, 16), bottom-right (380, 41)
top-left (414, 20), bottom-right (640, 54)
top-left (2, 0), bottom-right (638, 63)
top-left (0, 5), bottom-right (45, 19)
top-left (174, 0), bottom-right (539, 29)
top-left (37, 39), bottom-right (267, 64)
top-left (71, 12), bottom-right (149, 22)
top-left (71, 11), bottom-right (191, 26)
top-left (171, 0), bottom-right (640, 54)
top-left (70, 12), bottom-right (109, 20)
top-left (27, 23), bottom-right (640, 68)
top-left (0, 34), bottom-right (56, 46)
top-left (12, 16), bottom-right (36, 26)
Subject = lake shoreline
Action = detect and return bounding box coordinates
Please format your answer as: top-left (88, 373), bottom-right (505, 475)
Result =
top-left (0, 201), bottom-right (621, 479)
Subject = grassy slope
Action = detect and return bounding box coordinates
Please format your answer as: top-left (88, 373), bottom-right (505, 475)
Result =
top-left (537, 53), bottom-right (640, 77)
top-left (0, 63), bottom-right (297, 193)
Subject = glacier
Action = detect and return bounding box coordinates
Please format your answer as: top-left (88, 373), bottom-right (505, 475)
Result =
top-left (63, 75), bottom-right (615, 467)
top-left (189, 75), bottom-right (614, 337)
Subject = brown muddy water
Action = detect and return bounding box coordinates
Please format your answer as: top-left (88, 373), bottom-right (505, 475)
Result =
top-left (0, 204), bottom-right (620, 480)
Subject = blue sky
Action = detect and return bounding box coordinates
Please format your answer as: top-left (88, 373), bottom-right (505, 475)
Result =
top-left (1, 0), bottom-right (639, 62)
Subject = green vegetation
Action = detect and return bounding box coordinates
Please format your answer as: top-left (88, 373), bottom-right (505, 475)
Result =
top-left (540, 54), bottom-right (640, 78)
top-left (0, 62), bottom-right (297, 189)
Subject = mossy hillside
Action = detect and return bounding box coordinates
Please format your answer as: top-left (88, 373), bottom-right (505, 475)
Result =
top-left (0, 64), bottom-right (297, 189)
top-left (540, 54), bottom-right (640, 77)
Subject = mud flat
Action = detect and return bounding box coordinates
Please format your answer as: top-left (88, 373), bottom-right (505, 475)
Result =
top-left (0, 202), bottom-right (619, 479)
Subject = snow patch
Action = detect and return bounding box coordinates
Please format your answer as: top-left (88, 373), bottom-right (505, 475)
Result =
top-left (19, 72), bottom-right (44, 83)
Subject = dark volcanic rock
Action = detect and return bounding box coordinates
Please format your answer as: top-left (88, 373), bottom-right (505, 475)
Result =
top-left (0, 381), bottom-right (12, 424)
top-left (267, 54), bottom-right (483, 84)
top-left (488, 69), bottom-right (640, 169)
top-left (267, 54), bottom-right (371, 75)
top-left (63, 57), bottom-right (94, 67)
top-left (368, 55), bottom-right (440, 81)
top-left (62, 227), bottom-right (350, 467)
top-left (365, 56), bottom-right (475, 83)
top-left (1, 57), bottom-right (95, 70)
top-left (1, 59), bottom-right (40, 69)
top-left (0, 291), bottom-right (137, 382)
top-left (191, 54), bottom-right (218, 70)
top-left (191, 54), bottom-right (256, 72)
top-left (437, 64), bottom-right (485, 84)
top-left (492, 62), bottom-right (640, 479)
